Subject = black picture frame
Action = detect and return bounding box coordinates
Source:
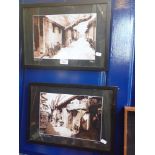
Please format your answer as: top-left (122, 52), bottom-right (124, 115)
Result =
top-left (28, 83), bottom-right (117, 152)
top-left (21, 0), bottom-right (111, 71)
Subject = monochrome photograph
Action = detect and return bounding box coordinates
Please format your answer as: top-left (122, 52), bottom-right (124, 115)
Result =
top-left (39, 92), bottom-right (103, 141)
top-left (33, 13), bottom-right (97, 60)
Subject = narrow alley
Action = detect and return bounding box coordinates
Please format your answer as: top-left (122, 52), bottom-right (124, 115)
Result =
top-left (43, 37), bottom-right (95, 60)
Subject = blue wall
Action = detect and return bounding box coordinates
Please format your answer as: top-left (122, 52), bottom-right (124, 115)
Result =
top-left (19, 0), bottom-right (135, 155)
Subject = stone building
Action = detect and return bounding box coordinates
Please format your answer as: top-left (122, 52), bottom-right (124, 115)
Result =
top-left (33, 16), bottom-right (65, 58)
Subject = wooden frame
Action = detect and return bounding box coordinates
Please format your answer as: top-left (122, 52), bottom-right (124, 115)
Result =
top-left (21, 0), bottom-right (111, 70)
top-left (124, 106), bottom-right (135, 155)
top-left (28, 83), bottom-right (117, 152)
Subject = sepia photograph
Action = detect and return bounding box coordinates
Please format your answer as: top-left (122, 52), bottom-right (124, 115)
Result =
top-left (39, 92), bottom-right (103, 141)
top-left (29, 84), bottom-right (116, 151)
top-left (23, 3), bottom-right (109, 70)
top-left (33, 13), bottom-right (97, 60)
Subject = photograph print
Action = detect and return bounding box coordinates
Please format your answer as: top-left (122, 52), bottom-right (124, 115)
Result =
top-left (29, 84), bottom-right (116, 151)
top-left (39, 92), bottom-right (103, 141)
top-left (23, 2), bottom-right (110, 70)
top-left (33, 13), bottom-right (96, 60)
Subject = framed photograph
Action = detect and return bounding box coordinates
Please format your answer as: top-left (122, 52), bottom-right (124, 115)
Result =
top-left (28, 83), bottom-right (117, 152)
top-left (21, 0), bottom-right (111, 70)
